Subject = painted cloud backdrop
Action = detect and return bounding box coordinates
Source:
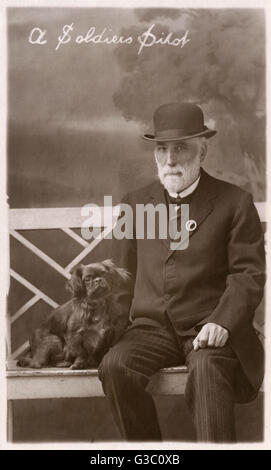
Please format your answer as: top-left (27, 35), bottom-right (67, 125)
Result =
top-left (8, 8), bottom-right (265, 207)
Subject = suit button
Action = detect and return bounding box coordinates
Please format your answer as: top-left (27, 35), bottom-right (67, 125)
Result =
top-left (168, 259), bottom-right (174, 265)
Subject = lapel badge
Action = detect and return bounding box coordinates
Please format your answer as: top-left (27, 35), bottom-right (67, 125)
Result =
top-left (186, 219), bottom-right (197, 232)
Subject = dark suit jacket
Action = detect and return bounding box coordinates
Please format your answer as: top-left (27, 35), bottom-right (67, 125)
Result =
top-left (112, 168), bottom-right (265, 401)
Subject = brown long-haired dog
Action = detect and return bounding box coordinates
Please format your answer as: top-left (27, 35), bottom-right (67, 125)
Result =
top-left (17, 260), bottom-right (131, 369)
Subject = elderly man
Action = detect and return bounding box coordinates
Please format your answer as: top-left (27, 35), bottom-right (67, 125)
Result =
top-left (98, 102), bottom-right (265, 442)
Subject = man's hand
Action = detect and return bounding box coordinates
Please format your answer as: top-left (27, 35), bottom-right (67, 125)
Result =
top-left (193, 323), bottom-right (229, 351)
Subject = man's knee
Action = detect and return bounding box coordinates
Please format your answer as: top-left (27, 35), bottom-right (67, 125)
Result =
top-left (189, 343), bottom-right (235, 367)
top-left (98, 348), bottom-right (127, 382)
top-left (186, 347), bottom-right (237, 390)
top-left (98, 346), bottom-right (150, 392)
top-left (188, 349), bottom-right (214, 379)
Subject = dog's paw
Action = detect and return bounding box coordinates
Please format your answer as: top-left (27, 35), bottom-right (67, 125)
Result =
top-left (70, 360), bottom-right (87, 370)
top-left (17, 357), bottom-right (29, 367)
top-left (55, 361), bottom-right (72, 368)
top-left (30, 361), bottom-right (42, 369)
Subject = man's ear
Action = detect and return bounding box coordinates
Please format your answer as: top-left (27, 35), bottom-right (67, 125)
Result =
top-left (200, 141), bottom-right (207, 162)
top-left (67, 264), bottom-right (86, 298)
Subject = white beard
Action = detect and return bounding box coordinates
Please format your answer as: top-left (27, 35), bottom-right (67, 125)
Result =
top-left (157, 159), bottom-right (201, 194)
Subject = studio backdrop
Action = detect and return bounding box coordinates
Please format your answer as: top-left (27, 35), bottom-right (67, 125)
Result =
top-left (7, 6), bottom-right (266, 442)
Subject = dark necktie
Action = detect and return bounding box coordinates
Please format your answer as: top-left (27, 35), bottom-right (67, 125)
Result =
top-left (166, 192), bottom-right (194, 236)
top-left (167, 193), bottom-right (193, 206)
top-left (167, 194), bottom-right (183, 206)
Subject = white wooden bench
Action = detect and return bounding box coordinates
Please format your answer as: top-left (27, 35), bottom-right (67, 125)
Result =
top-left (6, 203), bottom-right (266, 441)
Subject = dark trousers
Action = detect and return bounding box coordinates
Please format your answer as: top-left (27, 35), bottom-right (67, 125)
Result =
top-left (98, 323), bottom-right (239, 442)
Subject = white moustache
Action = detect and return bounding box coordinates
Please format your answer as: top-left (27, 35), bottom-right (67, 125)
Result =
top-left (163, 168), bottom-right (184, 176)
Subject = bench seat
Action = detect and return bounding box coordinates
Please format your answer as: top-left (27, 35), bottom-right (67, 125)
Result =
top-left (6, 360), bottom-right (188, 399)
top-left (7, 203), bottom-right (265, 441)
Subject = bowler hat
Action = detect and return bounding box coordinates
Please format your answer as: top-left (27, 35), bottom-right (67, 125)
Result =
top-left (143, 102), bottom-right (217, 141)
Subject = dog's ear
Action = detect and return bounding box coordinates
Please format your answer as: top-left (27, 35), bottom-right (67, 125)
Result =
top-left (102, 259), bottom-right (131, 288)
top-left (67, 264), bottom-right (86, 298)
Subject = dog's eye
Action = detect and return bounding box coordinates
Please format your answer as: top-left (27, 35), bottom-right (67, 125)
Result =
top-left (84, 275), bottom-right (93, 282)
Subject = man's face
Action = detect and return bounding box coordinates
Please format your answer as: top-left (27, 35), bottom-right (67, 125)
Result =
top-left (154, 137), bottom-right (206, 194)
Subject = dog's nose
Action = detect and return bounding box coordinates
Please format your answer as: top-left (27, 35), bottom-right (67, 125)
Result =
top-left (94, 277), bottom-right (102, 285)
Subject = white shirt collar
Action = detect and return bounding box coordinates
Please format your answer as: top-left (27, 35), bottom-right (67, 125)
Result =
top-left (167, 174), bottom-right (201, 199)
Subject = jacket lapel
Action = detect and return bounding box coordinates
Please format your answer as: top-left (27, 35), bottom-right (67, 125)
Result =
top-left (146, 169), bottom-right (218, 253)
top-left (186, 169), bottom-right (217, 234)
top-left (148, 181), bottom-right (170, 249)
top-left (167, 168), bottom-right (217, 256)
